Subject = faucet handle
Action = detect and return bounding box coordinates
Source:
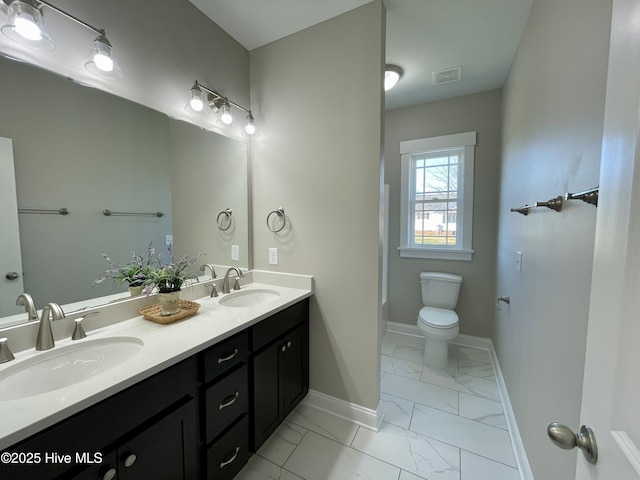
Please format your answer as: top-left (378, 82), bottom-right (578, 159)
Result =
top-left (233, 278), bottom-right (241, 291)
top-left (205, 283), bottom-right (218, 298)
top-left (0, 338), bottom-right (15, 363)
top-left (72, 312), bottom-right (99, 340)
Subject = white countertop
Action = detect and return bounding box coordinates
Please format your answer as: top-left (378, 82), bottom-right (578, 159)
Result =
top-left (0, 274), bottom-right (313, 450)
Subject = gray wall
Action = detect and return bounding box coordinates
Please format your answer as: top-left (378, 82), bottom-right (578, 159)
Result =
top-left (495, 0), bottom-right (612, 478)
top-left (169, 120), bottom-right (249, 270)
top-left (385, 90), bottom-right (502, 338)
top-left (0, 57), bottom-right (172, 307)
top-left (250, 1), bottom-right (385, 409)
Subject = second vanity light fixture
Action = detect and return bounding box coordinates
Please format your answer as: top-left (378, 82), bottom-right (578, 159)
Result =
top-left (187, 80), bottom-right (258, 136)
top-left (0, 0), bottom-right (122, 79)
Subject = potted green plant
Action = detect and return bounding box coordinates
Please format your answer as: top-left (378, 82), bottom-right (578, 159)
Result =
top-left (144, 245), bottom-right (206, 315)
top-left (93, 243), bottom-right (156, 296)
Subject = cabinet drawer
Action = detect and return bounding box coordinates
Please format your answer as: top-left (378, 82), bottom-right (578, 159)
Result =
top-left (206, 416), bottom-right (250, 480)
top-left (251, 299), bottom-right (308, 352)
top-left (202, 330), bottom-right (248, 383)
top-left (205, 365), bottom-right (248, 442)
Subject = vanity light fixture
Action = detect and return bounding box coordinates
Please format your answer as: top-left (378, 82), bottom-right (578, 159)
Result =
top-left (1, 0), bottom-right (53, 50)
top-left (384, 64), bottom-right (403, 91)
top-left (0, 0), bottom-right (123, 78)
top-left (186, 80), bottom-right (258, 136)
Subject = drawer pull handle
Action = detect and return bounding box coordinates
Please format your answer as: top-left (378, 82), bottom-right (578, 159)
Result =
top-left (124, 453), bottom-right (136, 467)
top-left (220, 446), bottom-right (240, 468)
top-left (217, 349), bottom-right (239, 364)
top-left (219, 392), bottom-right (240, 410)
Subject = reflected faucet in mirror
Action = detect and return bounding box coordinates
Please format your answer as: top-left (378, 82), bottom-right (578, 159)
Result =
top-left (36, 303), bottom-right (66, 351)
top-left (16, 293), bottom-right (37, 321)
top-left (200, 264), bottom-right (217, 280)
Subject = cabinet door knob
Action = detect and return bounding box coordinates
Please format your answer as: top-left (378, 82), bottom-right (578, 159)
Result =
top-left (124, 453), bottom-right (137, 467)
top-left (219, 446), bottom-right (240, 469)
top-left (281, 345), bottom-right (287, 352)
top-left (219, 391), bottom-right (240, 410)
top-left (217, 349), bottom-right (239, 364)
top-left (103, 468), bottom-right (117, 480)
top-left (287, 341), bottom-right (292, 348)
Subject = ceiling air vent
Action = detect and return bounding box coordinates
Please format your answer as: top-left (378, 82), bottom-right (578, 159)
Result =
top-left (433, 66), bottom-right (462, 85)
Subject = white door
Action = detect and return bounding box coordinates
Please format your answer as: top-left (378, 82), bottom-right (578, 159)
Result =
top-left (0, 136), bottom-right (25, 317)
top-left (572, 0), bottom-right (640, 477)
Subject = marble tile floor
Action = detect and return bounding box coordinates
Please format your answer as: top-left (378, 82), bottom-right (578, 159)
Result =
top-left (235, 331), bottom-right (520, 480)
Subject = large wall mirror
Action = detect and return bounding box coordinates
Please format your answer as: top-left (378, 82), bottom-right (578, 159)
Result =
top-left (0, 55), bottom-right (250, 326)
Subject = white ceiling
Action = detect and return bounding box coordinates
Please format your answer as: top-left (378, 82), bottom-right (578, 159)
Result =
top-left (188, 0), bottom-right (533, 110)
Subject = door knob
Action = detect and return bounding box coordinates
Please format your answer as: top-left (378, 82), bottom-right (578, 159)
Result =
top-left (5, 272), bottom-right (19, 280)
top-left (547, 422), bottom-right (598, 464)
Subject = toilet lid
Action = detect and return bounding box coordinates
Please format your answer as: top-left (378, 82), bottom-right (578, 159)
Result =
top-left (418, 307), bottom-right (458, 329)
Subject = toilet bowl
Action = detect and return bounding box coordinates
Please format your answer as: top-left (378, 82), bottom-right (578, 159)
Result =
top-left (416, 272), bottom-right (462, 370)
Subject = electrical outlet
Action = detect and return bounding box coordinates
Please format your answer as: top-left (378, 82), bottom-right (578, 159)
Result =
top-left (516, 251), bottom-right (523, 273)
top-left (231, 245), bottom-right (239, 261)
top-left (165, 235), bottom-right (173, 246)
top-left (268, 248), bottom-right (278, 265)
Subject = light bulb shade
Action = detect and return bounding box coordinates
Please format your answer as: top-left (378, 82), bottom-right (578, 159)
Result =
top-left (185, 84), bottom-right (207, 114)
top-left (243, 114), bottom-right (257, 136)
top-left (220, 101), bottom-right (233, 125)
top-left (1, 0), bottom-right (55, 50)
top-left (85, 32), bottom-right (123, 79)
top-left (384, 64), bottom-right (403, 91)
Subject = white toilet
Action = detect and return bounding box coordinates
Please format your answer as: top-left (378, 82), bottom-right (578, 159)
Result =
top-left (417, 272), bottom-right (463, 370)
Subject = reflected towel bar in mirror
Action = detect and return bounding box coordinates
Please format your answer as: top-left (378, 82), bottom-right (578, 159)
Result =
top-left (511, 196), bottom-right (563, 215)
top-left (103, 210), bottom-right (164, 217)
top-left (18, 208), bottom-right (69, 215)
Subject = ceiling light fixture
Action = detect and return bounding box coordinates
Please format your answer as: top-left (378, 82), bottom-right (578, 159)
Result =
top-left (0, 0), bottom-right (123, 78)
top-left (186, 80), bottom-right (258, 136)
top-left (384, 64), bottom-right (403, 91)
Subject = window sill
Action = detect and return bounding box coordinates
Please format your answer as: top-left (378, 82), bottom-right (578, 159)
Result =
top-left (398, 247), bottom-right (474, 261)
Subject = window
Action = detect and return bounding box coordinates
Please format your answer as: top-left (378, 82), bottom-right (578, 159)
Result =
top-left (399, 131), bottom-right (476, 261)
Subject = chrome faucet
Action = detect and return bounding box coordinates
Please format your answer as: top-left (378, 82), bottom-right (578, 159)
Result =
top-left (35, 303), bottom-right (66, 351)
top-left (200, 264), bottom-right (217, 280)
top-left (16, 293), bottom-right (38, 321)
top-left (222, 267), bottom-right (243, 294)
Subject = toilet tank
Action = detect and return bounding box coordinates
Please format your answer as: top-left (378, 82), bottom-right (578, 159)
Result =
top-left (420, 272), bottom-right (463, 309)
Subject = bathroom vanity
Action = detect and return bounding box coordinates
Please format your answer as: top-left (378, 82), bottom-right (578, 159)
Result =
top-left (0, 275), bottom-right (311, 480)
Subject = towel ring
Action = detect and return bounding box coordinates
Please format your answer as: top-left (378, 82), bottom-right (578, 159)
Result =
top-left (216, 208), bottom-right (233, 231)
top-left (266, 207), bottom-right (286, 233)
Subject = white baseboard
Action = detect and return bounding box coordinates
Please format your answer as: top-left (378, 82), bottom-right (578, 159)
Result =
top-left (300, 389), bottom-right (383, 432)
top-left (385, 322), bottom-right (533, 480)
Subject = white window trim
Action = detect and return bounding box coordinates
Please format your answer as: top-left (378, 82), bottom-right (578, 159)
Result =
top-left (399, 131), bottom-right (476, 261)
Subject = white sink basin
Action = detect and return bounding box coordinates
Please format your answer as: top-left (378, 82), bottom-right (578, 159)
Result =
top-left (0, 337), bottom-right (143, 401)
top-left (219, 288), bottom-right (280, 308)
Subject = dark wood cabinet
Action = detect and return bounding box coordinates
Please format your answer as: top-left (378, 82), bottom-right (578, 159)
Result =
top-left (1, 297), bottom-right (310, 480)
top-left (251, 300), bottom-right (309, 450)
top-left (71, 399), bottom-right (198, 480)
top-left (1, 358), bottom-right (198, 480)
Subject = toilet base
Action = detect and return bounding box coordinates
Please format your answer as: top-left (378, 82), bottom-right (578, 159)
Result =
top-left (423, 337), bottom-right (450, 370)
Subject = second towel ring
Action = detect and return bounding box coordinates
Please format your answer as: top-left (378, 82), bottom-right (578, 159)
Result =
top-left (267, 207), bottom-right (286, 233)
top-left (216, 208), bottom-right (233, 231)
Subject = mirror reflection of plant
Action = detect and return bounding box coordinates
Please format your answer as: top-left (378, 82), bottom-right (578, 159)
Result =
top-left (144, 244), bottom-right (206, 294)
top-left (93, 243), bottom-right (156, 289)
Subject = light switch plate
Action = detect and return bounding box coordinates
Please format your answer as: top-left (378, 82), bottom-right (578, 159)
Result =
top-left (231, 245), bottom-right (239, 261)
top-left (269, 248), bottom-right (278, 265)
top-left (165, 235), bottom-right (173, 246)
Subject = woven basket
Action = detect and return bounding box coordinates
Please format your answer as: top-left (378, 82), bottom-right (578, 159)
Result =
top-left (139, 300), bottom-right (200, 324)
